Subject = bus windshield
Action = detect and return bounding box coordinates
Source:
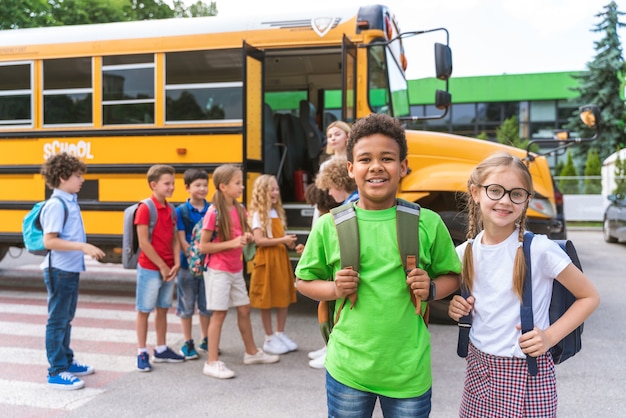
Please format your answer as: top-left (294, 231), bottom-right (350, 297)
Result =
top-left (367, 43), bottom-right (410, 117)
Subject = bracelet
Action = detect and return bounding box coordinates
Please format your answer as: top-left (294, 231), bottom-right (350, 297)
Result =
top-left (427, 280), bottom-right (436, 302)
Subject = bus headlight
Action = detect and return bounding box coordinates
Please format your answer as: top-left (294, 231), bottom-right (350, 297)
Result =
top-left (528, 195), bottom-right (556, 219)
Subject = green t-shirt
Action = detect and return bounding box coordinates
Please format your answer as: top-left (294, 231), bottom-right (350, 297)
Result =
top-left (295, 203), bottom-right (461, 398)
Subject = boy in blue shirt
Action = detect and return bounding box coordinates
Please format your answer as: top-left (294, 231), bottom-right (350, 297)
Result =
top-left (40, 153), bottom-right (105, 390)
top-left (176, 168), bottom-right (213, 359)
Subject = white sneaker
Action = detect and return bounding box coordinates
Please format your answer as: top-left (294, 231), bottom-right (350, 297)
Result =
top-left (308, 351), bottom-right (326, 369)
top-left (243, 348), bottom-right (280, 365)
top-left (275, 332), bottom-right (298, 352)
top-left (203, 361), bottom-right (235, 379)
top-left (307, 346), bottom-right (327, 360)
top-left (263, 335), bottom-right (289, 355)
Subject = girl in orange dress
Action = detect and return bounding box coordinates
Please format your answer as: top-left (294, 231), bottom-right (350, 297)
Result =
top-left (248, 175), bottom-right (299, 355)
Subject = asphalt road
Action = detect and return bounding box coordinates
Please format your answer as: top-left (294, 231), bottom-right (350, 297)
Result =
top-left (0, 229), bottom-right (625, 417)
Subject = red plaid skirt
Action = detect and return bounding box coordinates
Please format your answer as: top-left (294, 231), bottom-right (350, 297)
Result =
top-left (460, 342), bottom-right (557, 417)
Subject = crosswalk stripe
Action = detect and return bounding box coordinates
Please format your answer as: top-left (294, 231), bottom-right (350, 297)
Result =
top-left (0, 347), bottom-right (137, 373)
top-left (0, 319), bottom-right (184, 345)
top-left (0, 379), bottom-right (105, 409)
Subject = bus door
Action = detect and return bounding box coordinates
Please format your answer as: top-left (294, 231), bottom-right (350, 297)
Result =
top-left (242, 42), bottom-right (267, 203)
top-left (342, 35), bottom-right (357, 123)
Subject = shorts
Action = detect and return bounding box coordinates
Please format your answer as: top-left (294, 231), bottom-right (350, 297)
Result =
top-left (135, 264), bottom-right (176, 312)
top-left (177, 268), bottom-right (212, 318)
top-left (204, 268), bottom-right (250, 311)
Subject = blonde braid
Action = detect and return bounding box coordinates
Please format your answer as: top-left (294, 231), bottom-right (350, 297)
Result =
top-left (512, 209), bottom-right (529, 299)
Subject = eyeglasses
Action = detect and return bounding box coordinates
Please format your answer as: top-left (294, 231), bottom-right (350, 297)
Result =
top-left (478, 184), bottom-right (531, 204)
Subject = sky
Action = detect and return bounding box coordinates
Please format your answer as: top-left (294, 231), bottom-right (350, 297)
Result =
top-left (211, 0), bottom-right (624, 80)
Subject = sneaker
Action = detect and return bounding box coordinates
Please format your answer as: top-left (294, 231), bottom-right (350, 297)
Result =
top-left (263, 335), bottom-right (289, 355)
top-left (243, 348), bottom-right (280, 365)
top-left (203, 360), bottom-right (235, 379)
top-left (68, 360), bottom-right (95, 376)
top-left (199, 337), bottom-right (208, 352)
top-left (153, 347), bottom-right (185, 363)
top-left (199, 337), bottom-right (221, 355)
top-left (181, 340), bottom-right (199, 360)
top-left (308, 351), bottom-right (326, 369)
top-left (276, 332), bottom-right (298, 352)
top-left (47, 371), bottom-right (84, 390)
top-left (137, 352), bottom-right (152, 372)
top-left (308, 346), bottom-right (327, 360)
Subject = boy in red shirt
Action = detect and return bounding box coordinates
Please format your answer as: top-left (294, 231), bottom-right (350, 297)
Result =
top-left (135, 164), bottom-right (185, 371)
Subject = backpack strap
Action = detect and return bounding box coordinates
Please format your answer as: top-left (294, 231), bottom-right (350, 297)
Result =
top-left (141, 198), bottom-right (158, 242)
top-left (330, 202), bottom-right (359, 315)
top-left (521, 231), bottom-right (538, 376)
top-left (396, 199), bottom-right (421, 314)
top-left (178, 202), bottom-right (192, 233)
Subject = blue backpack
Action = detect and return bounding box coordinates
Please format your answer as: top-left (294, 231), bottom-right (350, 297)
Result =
top-left (457, 233), bottom-right (584, 375)
top-left (22, 196), bottom-right (68, 255)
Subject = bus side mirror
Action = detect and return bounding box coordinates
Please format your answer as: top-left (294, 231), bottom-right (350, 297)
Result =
top-left (435, 43), bottom-right (452, 80)
top-left (435, 90), bottom-right (451, 110)
top-left (579, 104), bottom-right (600, 129)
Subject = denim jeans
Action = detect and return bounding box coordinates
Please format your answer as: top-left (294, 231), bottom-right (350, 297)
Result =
top-left (326, 371), bottom-right (432, 418)
top-left (44, 268), bottom-right (80, 376)
top-left (177, 268), bottom-right (212, 318)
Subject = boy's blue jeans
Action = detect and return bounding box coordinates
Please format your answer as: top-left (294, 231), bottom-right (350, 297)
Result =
top-left (43, 268), bottom-right (79, 376)
top-left (326, 371), bottom-right (431, 418)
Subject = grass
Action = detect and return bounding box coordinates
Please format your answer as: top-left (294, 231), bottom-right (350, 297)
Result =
top-left (567, 221), bottom-right (602, 228)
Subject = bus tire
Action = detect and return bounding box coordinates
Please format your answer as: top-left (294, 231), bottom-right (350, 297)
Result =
top-left (0, 246), bottom-right (8, 262)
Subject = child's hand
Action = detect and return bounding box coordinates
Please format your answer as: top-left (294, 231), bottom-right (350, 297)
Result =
top-left (244, 232), bottom-right (255, 244)
top-left (449, 294), bottom-right (474, 322)
top-left (83, 243), bottom-right (105, 260)
top-left (284, 234), bottom-right (297, 249)
top-left (405, 268), bottom-right (431, 301)
top-left (164, 265), bottom-right (179, 282)
top-left (517, 325), bottom-right (552, 358)
top-left (295, 243), bottom-right (305, 254)
top-left (334, 267), bottom-right (359, 299)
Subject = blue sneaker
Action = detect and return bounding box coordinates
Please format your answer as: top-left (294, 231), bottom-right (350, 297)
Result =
top-left (68, 360), bottom-right (95, 376)
top-left (199, 337), bottom-right (208, 352)
top-left (137, 352), bottom-right (152, 372)
top-left (153, 347), bottom-right (185, 363)
top-left (180, 340), bottom-right (199, 360)
top-left (47, 371), bottom-right (84, 390)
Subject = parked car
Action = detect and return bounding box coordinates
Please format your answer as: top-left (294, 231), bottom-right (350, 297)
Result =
top-left (603, 194), bottom-right (626, 243)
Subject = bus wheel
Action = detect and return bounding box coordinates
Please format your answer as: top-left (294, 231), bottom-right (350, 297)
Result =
top-left (0, 246), bottom-right (8, 262)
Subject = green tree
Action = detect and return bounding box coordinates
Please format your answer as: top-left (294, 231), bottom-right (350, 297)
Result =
top-left (567, 1), bottom-right (626, 161)
top-left (495, 115), bottom-right (539, 152)
top-left (0, 0), bottom-right (217, 29)
top-left (583, 148), bottom-right (602, 193)
top-left (559, 150), bottom-right (580, 194)
top-left (0, 0), bottom-right (54, 29)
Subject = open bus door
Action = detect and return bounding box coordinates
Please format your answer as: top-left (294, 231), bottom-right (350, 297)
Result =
top-left (342, 35), bottom-right (357, 124)
top-left (243, 42), bottom-right (265, 204)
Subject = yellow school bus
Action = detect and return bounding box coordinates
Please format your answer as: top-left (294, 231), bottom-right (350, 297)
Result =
top-left (0, 4), bottom-right (565, 262)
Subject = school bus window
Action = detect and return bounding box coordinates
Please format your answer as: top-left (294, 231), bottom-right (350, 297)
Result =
top-left (0, 62), bottom-right (32, 127)
top-left (367, 44), bottom-right (390, 114)
top-left (165, 50), bottom-right (242, 123)
top-left (387, 46), bottom-right (410, 117)
top-left (102, 54), bottom-right (155, 125)
top-left (43, 57), bottom-right (92, 126)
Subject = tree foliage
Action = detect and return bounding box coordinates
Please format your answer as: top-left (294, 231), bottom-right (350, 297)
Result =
top-left (567, 1), bottom-right (626, 161)
top-left (495, 115), bottom-right (539, 152)
top-left (0, 0), bottom-right (217, 29)
top-left (559, 150), bottom-right (580, 194)
top-left (583, 148), bottom-right (602, 194)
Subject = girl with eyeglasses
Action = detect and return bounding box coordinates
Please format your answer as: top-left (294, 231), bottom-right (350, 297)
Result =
top-left (448, 152), bottom-right (599, 417)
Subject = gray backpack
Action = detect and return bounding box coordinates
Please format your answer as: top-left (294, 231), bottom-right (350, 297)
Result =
top-left (122, 198), bottom-right (175, 269)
